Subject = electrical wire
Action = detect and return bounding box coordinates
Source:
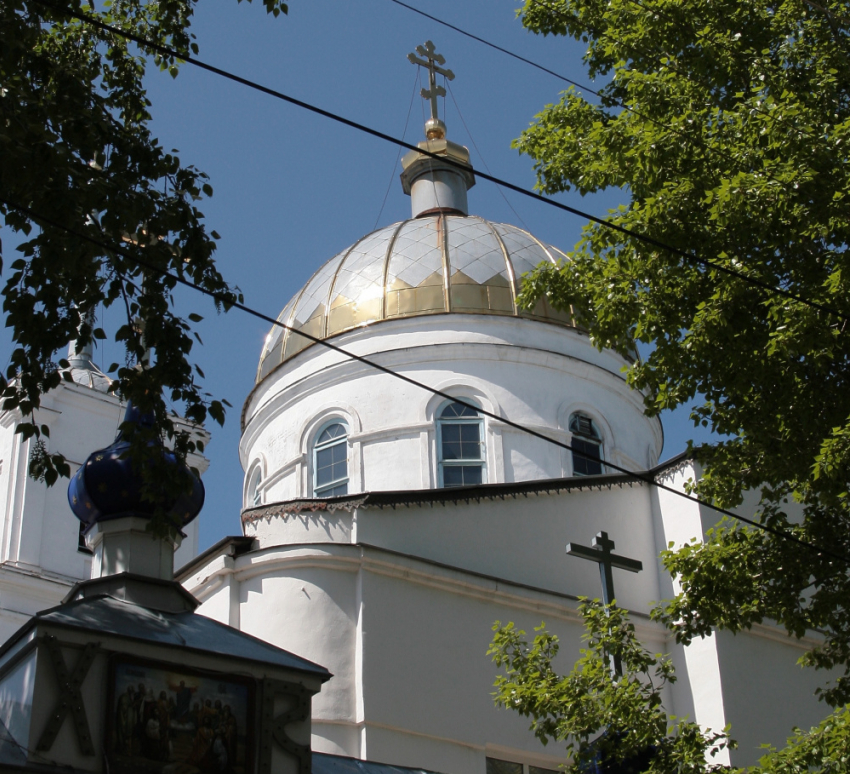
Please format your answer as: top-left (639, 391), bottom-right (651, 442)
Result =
top-left (525, 0), bottom-right (833, 149)
top-left (4, 194), bottom-right (849, 567)
top-left (389, 0), bottom-right (818, 202)
top-left (24, 0), bottom-right (850, 324)
top-left (373, 70), bottom-right (418, 231)
top-left (387, 0), bottom-right (596, 95)
top-left (446, 82), bottom-right (532, 233)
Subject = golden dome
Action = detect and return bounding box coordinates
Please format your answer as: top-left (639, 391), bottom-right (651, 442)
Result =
top-left (256, 213), bottom-right (577, 384)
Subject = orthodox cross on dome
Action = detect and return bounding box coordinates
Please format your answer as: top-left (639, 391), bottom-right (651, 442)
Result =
top-left (408, 40), bottom-right (454, 132)
top-left (566, 530), bottom-right (642, 675)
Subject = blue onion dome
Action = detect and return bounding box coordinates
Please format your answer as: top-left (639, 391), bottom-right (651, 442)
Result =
top-left (256, 215), bottom-right (576, 383)
top-left (68, 403), bottom-right (205, 530)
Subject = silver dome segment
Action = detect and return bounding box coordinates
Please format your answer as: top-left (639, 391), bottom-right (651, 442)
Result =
top-left (256, 214), bottom-right (575, 383)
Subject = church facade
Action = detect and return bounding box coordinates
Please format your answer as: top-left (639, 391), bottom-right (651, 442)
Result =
top-left (178, 50), bottom-right (829, 774)
top-left (0, 43), bottom-right (834, 774)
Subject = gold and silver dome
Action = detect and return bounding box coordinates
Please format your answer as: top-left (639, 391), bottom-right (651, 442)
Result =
top-left (256, 42), bottom-right (579, 385)
top-left (256, 215), bottom-right (577, 383)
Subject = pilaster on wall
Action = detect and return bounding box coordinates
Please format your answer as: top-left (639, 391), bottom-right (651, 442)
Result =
top-left (650, 459), bottom-right (729, 765)
top-left (0, 410), bottom-right (29, 566)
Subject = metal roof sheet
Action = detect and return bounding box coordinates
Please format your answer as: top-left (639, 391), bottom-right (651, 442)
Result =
top-left (314, 753), bottom-right (446, 774)
top-left (256, 214), bottom-right (574, 382)
top-left (28, 594), bottom-right (331, 680)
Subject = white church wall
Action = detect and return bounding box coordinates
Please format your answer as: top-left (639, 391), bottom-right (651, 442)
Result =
top-left (203, 541), bottom-right (671, 774)
top-left (173, 518), bottom-right (199, 570)
top-left (233, 547), bottom-right (361, 735)
top-left (241, 316), bottom-right (663, 505)
top-left (0, 571), bottom-right (69, 644)
top-left (0, 417), bottom-right (18, 560)
top-left (186, 498), bottom-right (683, 774)
top-left (668, 631), bottom-right (729, 764)
top-left (715, 627), bottom-right (830, 766)
top-left (264, 466), bottom-right (300, 504)
top-left (185, 541), bottom-right (590, 772)
top-left (187, 474), bottom-right (836, 774)
top-left (354, 559), bottom-right (586, 766)
top-left (356, 581), bottom-right (551, 771)
top-left (0, 382), bottom-right (121, 588)
top-left (194, 570), bottom-right (234, 625)
top-left (648, 459), bottom-right (729, 747)
top-left (245, 508), bottom-right (354, 546)
top-left (351, 486), bottom-right (661, 615)
top-left (361, 434), bottom-right (423, 492)
top-left (500, 426), bottom-right (561, 483)
top-left (650, 460), bottom-right (834, 766)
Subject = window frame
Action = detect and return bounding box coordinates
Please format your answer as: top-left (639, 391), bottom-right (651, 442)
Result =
top-left (569, 412), bottom-right (604, 476)
top-left (77, 520), bottom-right (93, 555)
top-left (436, 400), bottom-right (486, 488)
top-left (248, 466), bottom-right (263, 507)
top-left (312, 420), bottom-right (350, 498)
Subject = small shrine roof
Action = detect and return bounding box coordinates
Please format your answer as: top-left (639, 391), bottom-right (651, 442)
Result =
top-left (314, 753), bottom-right (447, 774)
top-left (1, 588), bottom-right (331, 681)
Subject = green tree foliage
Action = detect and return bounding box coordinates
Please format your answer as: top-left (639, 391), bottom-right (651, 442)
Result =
top-left (489, 603), bottom-right (734, 774)
top-left (514, 0), bottom-right (850, 703)
top-left (490, 608), bottom-right (850, 774)
top-left (0, 0), bottom-right (284, 523)
top-left (756, 707), bottom-right (850, 774)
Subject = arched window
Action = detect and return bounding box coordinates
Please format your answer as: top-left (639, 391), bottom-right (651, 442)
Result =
top-left (569, 413), bottom-right (603, 476)
top-left (313, 422), bottom-right (349, 497)
top-left (437, 401), bottom-right (485, 488)
top-left (248, 467), bottom-right (263, 507)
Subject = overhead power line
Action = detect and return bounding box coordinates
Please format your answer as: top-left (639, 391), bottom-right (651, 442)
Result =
top-left (391, 0), bottom-right (823, 200)
top-left (4, 194), bottom-right (849, 567)
top-left (26, 0), bottom-right (850, 325)
top-left (387, 0), bottom-right (596, 94)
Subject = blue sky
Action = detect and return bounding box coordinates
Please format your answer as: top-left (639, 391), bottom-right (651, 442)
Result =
top-left (4, 0), bottom-right (718, 549)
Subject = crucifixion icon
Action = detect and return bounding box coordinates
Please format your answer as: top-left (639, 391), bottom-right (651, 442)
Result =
top-left (567, 530), bottom-right (642, 675)
top-left (407, 40), bottom-right (455, 122)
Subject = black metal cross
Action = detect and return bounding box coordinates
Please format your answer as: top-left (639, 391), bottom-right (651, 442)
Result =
top-left (566, 530), bottom-right (643, 607)
top-left (567, 531), bottom-right (643, 676)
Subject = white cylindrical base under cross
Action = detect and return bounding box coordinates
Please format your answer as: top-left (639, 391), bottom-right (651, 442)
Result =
top-left (409, 168), bottom-right (469, 217)
top-left (86, 517), bottom-right (182, 581)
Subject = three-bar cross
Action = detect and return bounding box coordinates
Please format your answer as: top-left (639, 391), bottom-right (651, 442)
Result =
top-left (407, 41), bottom-right (455, 122)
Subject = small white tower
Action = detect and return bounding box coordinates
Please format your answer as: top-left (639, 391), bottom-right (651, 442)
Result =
top-left (0, 402), bottom-right (329, 773)
top-left (0, 326), bottom-right (207, 643)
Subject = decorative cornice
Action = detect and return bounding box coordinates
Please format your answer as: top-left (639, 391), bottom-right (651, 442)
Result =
top-left (238, 466), bottom-right (693, 526)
